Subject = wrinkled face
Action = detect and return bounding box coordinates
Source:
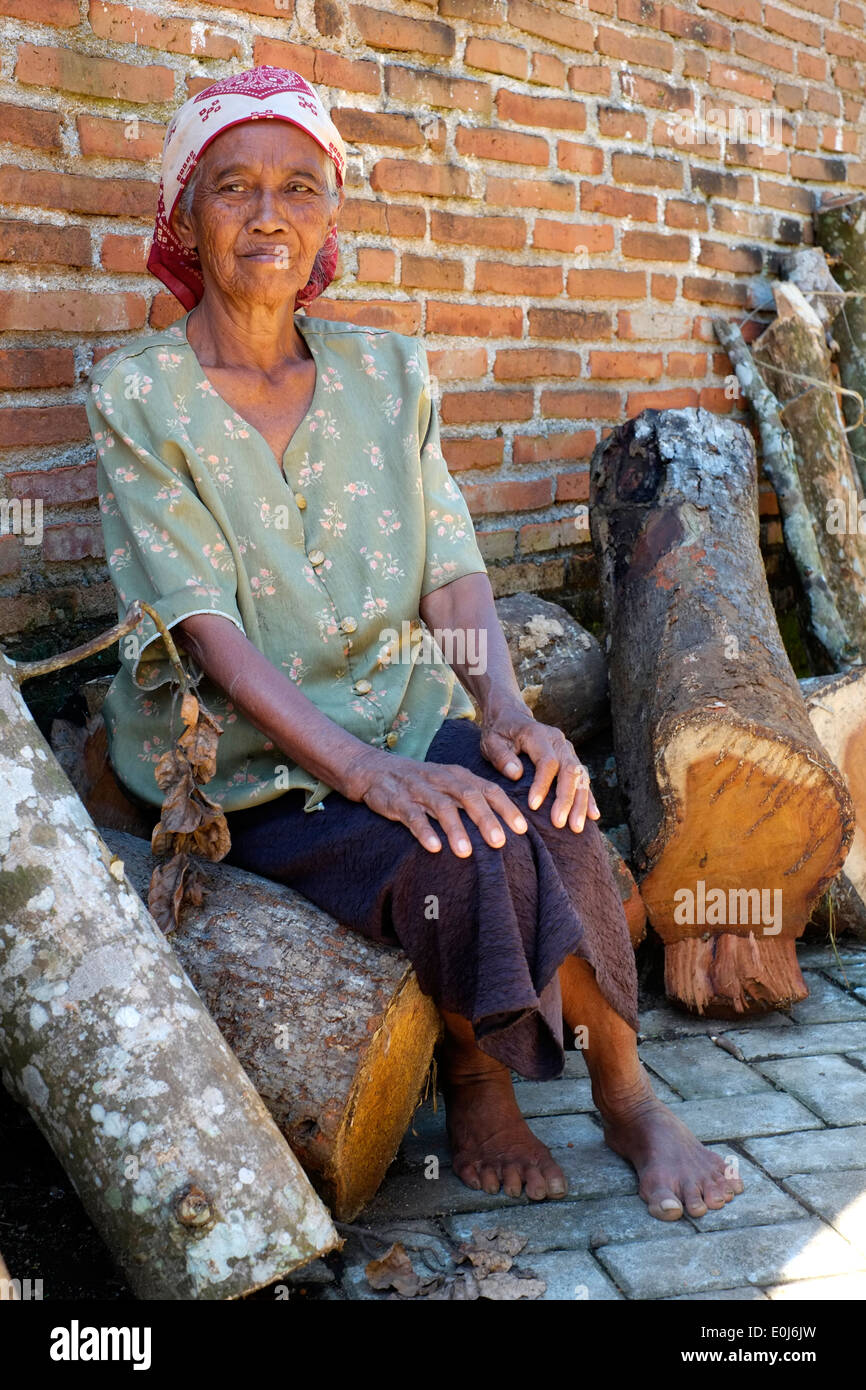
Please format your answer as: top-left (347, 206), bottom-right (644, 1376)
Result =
top-left (171, 120), bottom-right (343, 308)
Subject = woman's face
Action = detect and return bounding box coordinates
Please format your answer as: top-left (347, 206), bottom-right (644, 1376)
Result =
top-left (171, 120), bottom-right (343, 309)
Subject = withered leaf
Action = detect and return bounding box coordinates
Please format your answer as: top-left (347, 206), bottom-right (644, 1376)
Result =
top-left (160, 768), bottom-right (206, 834)
top-left (365, 1243), bottom-right (422, 1298)
top-left (190, 813), bottom-right (231, 863)
top-left (177, 708), bottom-right (221, 784)
top-left (148, 851), bottom-right (192, 934)
top-left (477, 1271), bottom-right (546, 1301)
top-left (153, 746), bottom-right (187, 793)
top-left (455, 1227), bottom-right (529, 1275)
top-left (180, 691), bottom-right (199, 727)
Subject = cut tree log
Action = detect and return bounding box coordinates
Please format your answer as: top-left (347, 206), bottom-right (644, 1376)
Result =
top-left (713, 315), bottom-right (859, 669)
top-left (814, 192), bottom-right (866, 493)
top-left (590, 407), bottom-right (855, 1017)
top-left (751, 279), bottom-right (866, 657)
top-left (494, 593), bottom-right (609, 745)
top-left (0, 656), bottom-right (339, 1299)
top-left (102, 829), bottom-right (441, 1222)
top-left (801, 668), bottom-right (866, 939)
top-left (0, 1250), bottom-right (16, 1299)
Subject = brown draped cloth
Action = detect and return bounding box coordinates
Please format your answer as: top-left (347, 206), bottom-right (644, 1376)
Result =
top-left (223, 717), bottom-right (638, 1081)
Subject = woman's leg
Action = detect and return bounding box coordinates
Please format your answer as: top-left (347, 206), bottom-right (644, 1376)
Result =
top-left (560, 957), bottom-right (744, 1219)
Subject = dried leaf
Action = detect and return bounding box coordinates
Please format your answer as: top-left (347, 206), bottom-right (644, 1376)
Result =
top-left (177, 708), bottom-right (221, 784)
top-left (148, 852), bottom-right (192, 934)
top-left (365, 1243), bottom-right (421, 1297)
top-left (190, 813), bottom-right (231, 863)
top-left (477, 1271), bottom-right (546, 1301)
top-left (160, 768), bottom-right (206, 834)
top-left (154, 746), bottom-right (187, 792)
top-left (455, 1228), bottom-right (529, 1275)
top-left (180, 691), bottom-right (199, 727)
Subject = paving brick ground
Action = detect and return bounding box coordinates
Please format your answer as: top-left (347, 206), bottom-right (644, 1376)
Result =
top-left (295, 940), bottom-right (866, 1301)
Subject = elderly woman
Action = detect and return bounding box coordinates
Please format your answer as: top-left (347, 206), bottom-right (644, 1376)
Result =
top-left (86, 66), bottom-right (742, 1221)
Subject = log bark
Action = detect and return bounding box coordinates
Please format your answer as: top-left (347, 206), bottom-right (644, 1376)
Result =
top-left (713, 315), bottom-right (859, 668)
top-left (101, 829), bottom-right (441, 1222)
top-left (752, 281), bottom-right (866, 657)
top-left (814, 193), bottom-right (866, 493)
top-left (0, 659), bottom-right (339, 1299)
top-left (589, 407), bottom-right (855, 1017)
top-left (801, 668), bottom-right (866, 939)
top-left (494, 593), bottom-right (609, 745)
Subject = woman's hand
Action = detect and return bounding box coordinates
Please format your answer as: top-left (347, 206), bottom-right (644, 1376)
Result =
top-left (343, 749), bottom-right (529, 857)
top-left (480, 702), bottom-right (600, 834)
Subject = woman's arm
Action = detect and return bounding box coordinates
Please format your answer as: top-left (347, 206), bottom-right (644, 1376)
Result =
top-left (177, 612), bottom-right (530, 857)
top-left (419, 571), bottom-right (600, 834)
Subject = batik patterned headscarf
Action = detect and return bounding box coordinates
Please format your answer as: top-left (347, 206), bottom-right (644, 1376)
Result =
top-left (146, 65), bottom-right (348, 311)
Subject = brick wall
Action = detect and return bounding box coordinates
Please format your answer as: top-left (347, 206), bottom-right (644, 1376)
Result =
top-left (1, 0), bottom-right (864, 656)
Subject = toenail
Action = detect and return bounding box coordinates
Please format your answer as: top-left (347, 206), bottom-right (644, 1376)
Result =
top-left (660, 1199), bottom-right (681, 1211)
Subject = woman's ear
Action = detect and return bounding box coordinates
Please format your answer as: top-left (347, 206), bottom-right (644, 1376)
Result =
top-left (171, 202), bottom-right (197, 253)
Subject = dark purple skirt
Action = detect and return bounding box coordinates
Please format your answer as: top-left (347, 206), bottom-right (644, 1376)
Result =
top-left (223, 717), bottom-right (638, 1081)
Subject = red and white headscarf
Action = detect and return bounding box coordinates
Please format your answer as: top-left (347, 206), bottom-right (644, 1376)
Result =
top-left (146, 65), bottom-right (348, 311)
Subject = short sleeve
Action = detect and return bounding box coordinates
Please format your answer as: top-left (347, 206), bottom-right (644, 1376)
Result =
top-left (86, 368), bottom-right (245, 692)
top-left (416, 344), bottom-right (488, 598)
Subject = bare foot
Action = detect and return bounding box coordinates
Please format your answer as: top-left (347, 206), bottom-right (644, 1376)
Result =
top-left (595, 1071), bottom-right (745, 1221)
top-left (441, 1065), bottom-right (568, 1201)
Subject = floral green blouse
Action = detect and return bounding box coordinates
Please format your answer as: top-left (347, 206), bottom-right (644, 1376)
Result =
top-left (85, 310), bottom-right (488, 813)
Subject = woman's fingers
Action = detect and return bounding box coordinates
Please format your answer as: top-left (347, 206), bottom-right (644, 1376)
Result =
top-left (404, 806), bottom-right (443, 854)
top-left (480, 728), bottom-right (524, 780)
top-left (527, 752), bottom-right (560, 813)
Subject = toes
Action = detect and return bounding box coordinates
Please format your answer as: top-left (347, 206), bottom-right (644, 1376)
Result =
top-left (682, 1182), bottom-right (708, 1218)
top-left (523, 1164), bottom-right (550, 1201)
top-left (539, 1159), bottom-right (568, 1199)
top-left (644, 1186), bottom-right (684, 1221)
top-left (703, 1171), bottom-right (734, 1210)
top-left (454, 1158), bottom-right (483, 1192)
top-left (501, 1163), bottom-right (524, 1199)
top-left (479, 1163), bottom-right (502, 1195)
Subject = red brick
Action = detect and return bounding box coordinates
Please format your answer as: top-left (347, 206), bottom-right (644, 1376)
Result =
top-left (253, 38), bottom-right (380, 95)
top-left (598, 107), bottom-right (648, 139)
top-left (0, 404), bottom-right (89, 447)
top-left (590, 350), bottom-right (663, 380)
top-left (580, 182), bottom-right (658, 221)
top-left (455, 125), bottom-right (550, 166)
top-left (486, 176), bottom-right (575, 211)
top-left (568, 268), bottom-right (646, 298)
top-left (401, 253), bottom-right (463, 290)
top-left (0, 536), bottom-right (21, 579)
top-left (350, 4), bottom-right (455, 55)
top-left (475, 262), bottom-right (562, 295)
top-left (660, 3), bottom-right (731, 49)
top-left (567, 64), bottom-right (612, 96)
top-left (765, 3), bottom-right (822, 47)
top-left (6, 462), bottom-right (97, 503)
top-left (708, 61), bottom-right (773, 101)
top-left (331, 109), bottom-right (423, 148)
top-left (0, 348), bottom-right (74, 389)
top-left (665, 199), bottom-right (709, 230)
top-left (356, 247), bottom-right (397, 283)
top-left (557, 141), bottom-right (604, 176)
top-left (533, 220), bottom-right (614, 254)
top-left (309, 300), bottom-right (422, 334)
top-left (514, 431), bottom-right (596, 465)
top-left (622, 229), bottom-right (691, 260)
top-left (100, 234), bottom-right (149, 274)
top-left (541, 387), bottom-right (621, 418)
top-left (476, 528), bottom-right (517, 561)
top-left (148, 294), bottom-right (185, 330)
top-left (77, 114), bottom-right (166, 161)
top-left (0, 102), bottom-right (62, 151)
top-left (790, 152), bottom-right (848, 182)
top-left (682, 276), bottom-right (750, 307)
top-left (15, 44), bottom-right (174, 103)
top-left (43, 523), bottom-right (104, 563)
top-left (426, 347), bottom-right (488, 381)
top-left (529, 307), bottom-right (613, 340)
top-left (0, 291), bottom-right (146, 332)
top-left (341, 199), bottom-right (426, 237)
top-left (617, 0), bottom-right (661, 24)
top-left (370, 159), bottom-right (470, 197)
top-left (0, 0), bottom-right (77, 23)
top-left (0, 166), bottom-right (156, 218)
top-left (596, 24), bottom-right (675, 71)
top-left (465, 36), bottom-right (528, 79)
top-left (627, 387), bottom-right (699, 413)
top-left (442, 390), bottom-right (534, 424)
top-left (508, 0), bottom-right (594, 52)
top-left (442, 437), bottom-right (504, 472)
top-left (0, 221), bottom-right (90, 267)
top-left (612, 151), bottom-right (683, 187)
top-left (385, 64), bottom-right (490, 113)
top-left (438, 0), bottom-right (504, 23)
top-left (426, 302), bottom-right (523, 337)
top-left (699, 240), bottom-right (762, 273)
top-left (667, 351), bottom-right (708, 377)
top-left (555, 469), bottom-right (590, 502)
top-left (799, 51), bottom-right (828, 81)
top-left (734, 29), bottom-right (795, 73)
top-left (431, 210), bottom-right (526, 250)
top-left (493, 347), bottom-right (581, 379)
top-left (495, 89), bottom-right (586, 132)
top-left (89, 2), bottom-right (239, 57)
top-left (697, 0), bottom-right (760, 18)
top-left (460, 476), bottom-right (553, 513)
top-left (530, 51), bottom-right (567, 87)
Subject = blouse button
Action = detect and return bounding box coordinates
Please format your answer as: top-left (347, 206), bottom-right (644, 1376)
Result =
top-left (294, 492), bottom-right (307, 510)
top-left (385, 731), bottom-right (399, 749)
top-left (353, 679), bottom-right (372, 695)
top-left (340, 616), bottom-right (357, 634)
top-left (309, 548), bottom-right (325, 567)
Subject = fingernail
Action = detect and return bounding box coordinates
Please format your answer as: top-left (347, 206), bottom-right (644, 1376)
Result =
top-left (529, 795), bottom-right (540, 810)
top-left (514, 816), bottom-right (527, 833)
top-left (504, 761), bottom-right (521, 777)
top-left (457, 838), bottom-right (471, 854)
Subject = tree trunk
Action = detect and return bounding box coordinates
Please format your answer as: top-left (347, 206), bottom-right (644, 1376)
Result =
top-left (814, 192), bottom-right (866, 493)
top-left (589, 407), bottom-right (855, 1017)
top-left (752, 281), bottom-right (866, 657)
top-left (0, 1251), bottom-right (16, 1299)
top-left (0, 660), bottom-right (339, 1300)
top-left (102, 829), bottom-right (441, 1222)
top-left (801, 668), bottom-right (866, 939)
top-left (494, 593), bottom-right (609, 745)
